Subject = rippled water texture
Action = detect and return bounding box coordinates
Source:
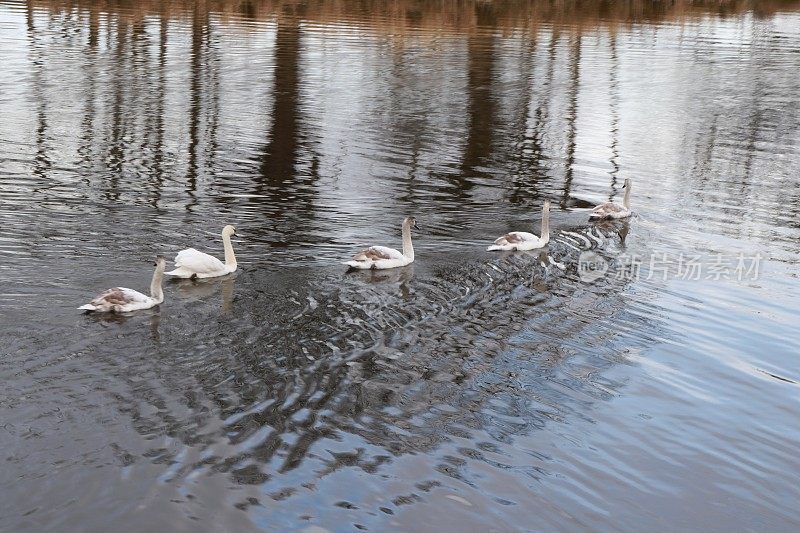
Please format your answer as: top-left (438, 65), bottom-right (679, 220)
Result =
top-left (1, 1), bottom-right (800, 530)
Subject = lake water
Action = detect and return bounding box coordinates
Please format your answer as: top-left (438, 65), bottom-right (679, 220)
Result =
top-left (1, 1), bottom-right (799, 531)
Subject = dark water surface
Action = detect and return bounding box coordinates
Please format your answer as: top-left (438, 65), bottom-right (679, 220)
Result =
top-left (2, 1), bottom-right (800, 531)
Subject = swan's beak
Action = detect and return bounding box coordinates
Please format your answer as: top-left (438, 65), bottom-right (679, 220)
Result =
top-left (413, 222), bottom-right (420, 230)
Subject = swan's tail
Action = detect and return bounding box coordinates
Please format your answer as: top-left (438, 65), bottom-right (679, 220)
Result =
top-left (78, 304), bottom-right (96, 311)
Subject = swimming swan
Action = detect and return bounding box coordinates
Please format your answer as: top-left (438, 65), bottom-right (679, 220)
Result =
top-left (590, 178), bottom-right (632, 220)
top-left (344, 216), bottom-right (418, 270)
top-left (165, 225), bottom-right (238, 279)
top-left (488, 201), bottom-right (550, 251)
top-left (79, 256), bottom-right (166, 312)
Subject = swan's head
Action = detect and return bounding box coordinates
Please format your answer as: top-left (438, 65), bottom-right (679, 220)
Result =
top-left (222, 225), bottom-right (237, 238)
top-left (153, 255), bottom-right (166, 268)
top-left (623, 177), bottom-right (632, 189)
top-left (403, 216), bottom-right (419, 231)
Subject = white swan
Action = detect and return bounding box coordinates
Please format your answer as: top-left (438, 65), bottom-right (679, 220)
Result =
top-left (166, 225), bottom-right (238, 279)
top-left (344, 216), bottom-right (418, 270)
top-left (590, 178), bottom-right (632, 220)
top-left (79, 256), bottom-right (166, 312)
top-left (488, 201), bottom-right (550, 251)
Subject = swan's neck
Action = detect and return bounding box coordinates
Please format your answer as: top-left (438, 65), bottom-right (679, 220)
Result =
top-left (223, 233), bottom-right (237, 269)
top-left (623, 183), bottom-right (631, 209)
top-left (150, 266), bottom-right (165, 303)
top-left (541, 206), bottom-right (550, 243)
top-left (401, 222), bottom-right (414, 260)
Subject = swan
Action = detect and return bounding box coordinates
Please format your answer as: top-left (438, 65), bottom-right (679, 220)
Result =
top-left (165, 225), bottom-right (238, 279)
top-left (590, 177), bottom-right (632, 219)
top-left (79, 256), bottom-right (166, 312)
top-left (344, 216), bottom-right (418, 270)
top-left (487, 200), bottom-right (550, 251)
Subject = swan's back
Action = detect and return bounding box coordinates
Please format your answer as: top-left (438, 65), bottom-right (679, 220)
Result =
top-left (590, 202), bottom-right (629, 219)
top-left (494, 231), bottom-right (538, 245)
top-left (79, 287), bottom-right (151, 312)
top-left (353, 245), bottom-right (404, 262)
top-left (174, 248), bottom-right (226, 274)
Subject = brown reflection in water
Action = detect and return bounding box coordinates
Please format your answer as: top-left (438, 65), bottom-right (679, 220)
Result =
top-left (259, 18), bottom-right (301, 185)
top-left (186, 2), bottom-right (207, 205)
top-left (608, 33), bottom-right (621, 191)
top-left (457, 1), bottom-right (497, 195)
top-left (87, 5), bottom-right (99, 47)
top-left (26, 3), bottom-right (51, 182)
top-left (29, 0), bottom-right (800, 32)
top-left (507, 30), bottom-right (558, 205)
top-left (150, 15), bottom-right (168, 208)
top-left (106, 16), bottom-right (129, 201)
top-left (78, 11), bottom-right (99, 178)
top-left (252, 6), bottom-right (323, 242)
top-left (505, 34), bottom-right (539, 206)
top-left (560, 33), bottom-right (581, 209)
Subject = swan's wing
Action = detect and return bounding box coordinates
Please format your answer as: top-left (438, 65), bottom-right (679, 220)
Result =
top-left (174, 248), bottom-right (225, 273)
top-left (116, 287), bottom-right (152, 303)
top-left (352, 245), bottom-right (404, 261)
top-left (90, 287), bottom-right (149, 306)
top-left (591, 202), bottom-right (625, 217)
top-left (494, 232), bottom-right (537, 245)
